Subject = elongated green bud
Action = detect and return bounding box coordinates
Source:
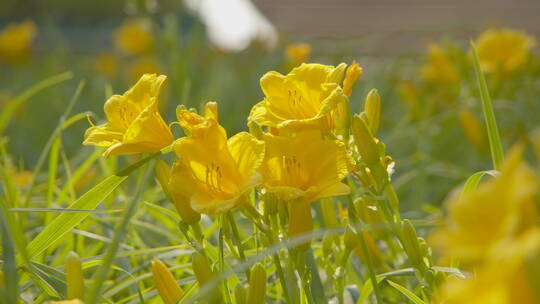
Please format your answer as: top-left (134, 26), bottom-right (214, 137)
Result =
top-left (192, 253), bottom-right (214, 285)
top-left (352, 114), bottom-right (380, 165)
top-left (247, 263), bottom-right (266, 304)
top-left (192, 253), bottom-right (222, 303)
top-left (235, 284), bottom-right (247, 304)
top-left (364, 89), bottom-right (381, 135)
top-left (401, 220), bottom-right (426, 272)
top-left (66, 251), bottom-right (84, 300)
top-left (152, 259), bottom-right (183, 304)
top-left (335, 97), bottom-right (351, 139)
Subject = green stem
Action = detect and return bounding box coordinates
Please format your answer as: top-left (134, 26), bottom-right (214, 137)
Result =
top-left (357, 228), bottom-right (383, 303)
top-left (227, 212), bottom-right (250, 279)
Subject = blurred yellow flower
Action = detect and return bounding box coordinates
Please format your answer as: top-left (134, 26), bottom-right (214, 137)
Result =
top-left (476, 28), bottom-right (536, 74)
top-left (248, 63), bottom-right (348, 133)
top-left (113, 19), bottom-right (153, 55)
top-left (171, 102), bottom-right (265, 214)
top-left (260, 131), bottom-right (350, 203)
top-left (0, 20), bottom-right (37, 64)
top-left (420, 43), bottom-right (459, 85)
top-left (285, 43), bottom-right (311, 66)
top-left (83, 74), bottom-right (173, 157)
top-left (129, 57), bottom-right (162, 83)
top-left (430, 146), bottom-right (539, 265)
top-left (439, 267), bottom-right (533, 304)
top-left (437, 228), bottom-right (540, 304)
top-left (94, 52), bottom-right (119, 78)
top-left (458, 109), bottom-right (486, 151)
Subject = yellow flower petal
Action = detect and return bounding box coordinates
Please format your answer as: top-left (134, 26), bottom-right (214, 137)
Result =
top-left (227, 132), bottom-right (265, 178)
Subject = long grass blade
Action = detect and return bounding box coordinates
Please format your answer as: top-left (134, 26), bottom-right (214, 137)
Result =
top-left (387, 280), bottom-right (426, 304)
top-left (24, 153), bottom-right (158, 261)
top-left (471, 41), bottom-right (504, 170)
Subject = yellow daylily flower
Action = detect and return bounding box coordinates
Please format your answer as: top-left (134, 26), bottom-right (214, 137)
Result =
top-left (420, 43), bottom-right (459, 85)
top-left (285, 43), bottom-right (311, 66)
top-left (429, 146), bottom-right (539, 265)
top-left (476, 28), bottom-right (536, 74)
top-left (260, 131), bottom-right (351, 204)
top-left (83, 74), bottom-right (173, 157)
top-left (261, 131), bottom-right (351, 248)
top-left (113, 19), bottom-right (154, 55)
top-left (248, 63), bottom-right (348, 133)
top-left (171, 102), bottom-right (265, 214)
top-left (0, 20), bottom-right (37, 64)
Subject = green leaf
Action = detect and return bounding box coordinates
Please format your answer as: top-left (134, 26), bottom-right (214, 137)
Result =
top-left (9, 208), bottom-right (124, 213)
top-left (306, 249), bottom-right (326, 304)
top-left (471, 41), bottom-right (504, 171)
top-left (378, 267), bottom-right (467, 279)
top-left (0, 205), bottom-right (19, 302)
top-left (387, 280), bottom-right (426, 304)
top-left (25, 261), bottom-right (67, 298)
top-left (461, 170), bottom-right (500, 196)
top-left (357, 276), bottom-right (385, 304)
top-left (24, 153), bottom-right (157, 261)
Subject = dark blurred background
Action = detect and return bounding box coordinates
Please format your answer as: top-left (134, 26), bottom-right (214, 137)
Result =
top-left (2, 0), bottom-right (539, 54)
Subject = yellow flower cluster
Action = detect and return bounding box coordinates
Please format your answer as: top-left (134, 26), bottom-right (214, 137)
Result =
top-left (430, 147), bottom-right (540, 303)
top-left (84, 62), bottom-right (363, 233)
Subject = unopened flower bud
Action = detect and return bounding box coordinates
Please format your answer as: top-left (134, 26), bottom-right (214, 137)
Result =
top-left (343, 61), bottom-right (363, 97)
top-left (235, 284), bottom-right (247, 304)
top-left (364, 89), bottom-right (381, 135)
top-left (352, 114), bottom-right (380, 165)
top-left (401, 220), bottom-right (425, 271)
top-left (152, 259), bottom-right (183, 304)
top-left (247, 263), bottom-right (266, 304)
top-left (192, 253), bottom-right (214, 286)
top-left (66, 251), bottom-right (84, 300)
